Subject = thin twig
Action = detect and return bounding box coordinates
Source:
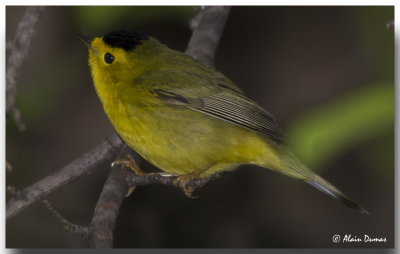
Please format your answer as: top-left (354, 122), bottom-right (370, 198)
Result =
top-left (42, 199), bottom-right (89, 237)
top-left (87, 6), bottom-right (231, 248)
top-left (6, 6), bottom-right (45, 131)
top-left (8, 185), bottom-right (89, 236)
top-left (6, 133), bottom-right (124, 220)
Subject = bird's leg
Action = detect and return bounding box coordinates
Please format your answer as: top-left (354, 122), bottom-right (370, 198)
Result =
top-left (173, 170), bottom-right (205, 198)
top-left (112, 154), bottom-right (145, 197)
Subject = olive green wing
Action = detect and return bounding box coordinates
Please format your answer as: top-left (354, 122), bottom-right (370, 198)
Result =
top-left (137, 70), bottom-right (288, 143)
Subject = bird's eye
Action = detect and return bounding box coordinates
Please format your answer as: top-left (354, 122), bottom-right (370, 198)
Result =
top-left (104, 52), bottom-right (115, 64)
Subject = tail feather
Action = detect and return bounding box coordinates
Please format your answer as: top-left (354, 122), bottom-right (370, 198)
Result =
top-left (306, 177), bottom-right (369, 215)
top-left (280, 151), bottom-right (369, 215)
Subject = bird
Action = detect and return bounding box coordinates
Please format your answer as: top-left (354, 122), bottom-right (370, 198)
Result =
top-left (79, 30), bottom-right (368, 214)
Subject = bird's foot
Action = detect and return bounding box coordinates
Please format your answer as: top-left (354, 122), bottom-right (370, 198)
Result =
top-left (173, 172), bottom-right (202, 198)
top-left (112, 154), bottom-right (144, 175)
top-left (124, 186), bottom-right (136, 197)
top-left (112, 154), bottom-right (144, 197)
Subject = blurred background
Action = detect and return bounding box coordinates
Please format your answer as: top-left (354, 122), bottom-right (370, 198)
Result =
top-left (6, 6), bottom-right (394, 248)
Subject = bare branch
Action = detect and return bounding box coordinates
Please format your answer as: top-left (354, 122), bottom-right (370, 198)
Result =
top-left (42, 199), bottom-right (89, 237)
top-left (88, 169), bottom-right (129, 247)
top-left (189, 6), bottom-right (205, 30)
top-left (86, 6), bottom-right (231, 248)
top-left (6, 6), bottom-right (45, 131)
top-left (125, 171), bottom-right (215, 190)
top-left (88, 145), bottom-right (140, 248)
top-left (186, 6), bottom-right (230, 65)
top-left (88, 166), bottom-right (127, 247)
top-left (88, 152), bottom-right (215, 248)
top-left (6, 133), bottom-right (124, 220)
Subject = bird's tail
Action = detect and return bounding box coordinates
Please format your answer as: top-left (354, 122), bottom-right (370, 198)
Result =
top-left (276, 150), bottom-right (369, 215)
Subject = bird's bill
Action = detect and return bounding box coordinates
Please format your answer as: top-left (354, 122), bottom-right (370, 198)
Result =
top-left (76, 33), bottom-right (99, 56)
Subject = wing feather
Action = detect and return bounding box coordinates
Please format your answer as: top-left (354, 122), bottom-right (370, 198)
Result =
top-left (152, 89), bottom-right (288, 143)
top-left (138, 69), bottom-right (287, 143)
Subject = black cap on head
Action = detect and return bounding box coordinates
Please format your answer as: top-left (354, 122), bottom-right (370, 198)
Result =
top-left (102, 30), bottom-right (149, 51)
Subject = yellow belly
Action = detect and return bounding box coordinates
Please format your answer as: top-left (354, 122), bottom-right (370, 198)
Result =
top-left (107, 102), bottom-right (276, 177)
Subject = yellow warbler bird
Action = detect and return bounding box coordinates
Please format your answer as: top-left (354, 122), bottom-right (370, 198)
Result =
top-left (81, 30), bottom-right (368, 214)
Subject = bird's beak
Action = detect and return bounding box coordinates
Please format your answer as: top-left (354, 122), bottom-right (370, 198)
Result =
top-left (76, 34), bottom-right (91, 47)
top-left (76, 34), bottom-right (100, 57)
top-left (76, 34), bottom-right (97, 54)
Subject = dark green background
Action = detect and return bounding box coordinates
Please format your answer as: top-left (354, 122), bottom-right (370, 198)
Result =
top-left (6, 6), bottom-right (394, 248)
